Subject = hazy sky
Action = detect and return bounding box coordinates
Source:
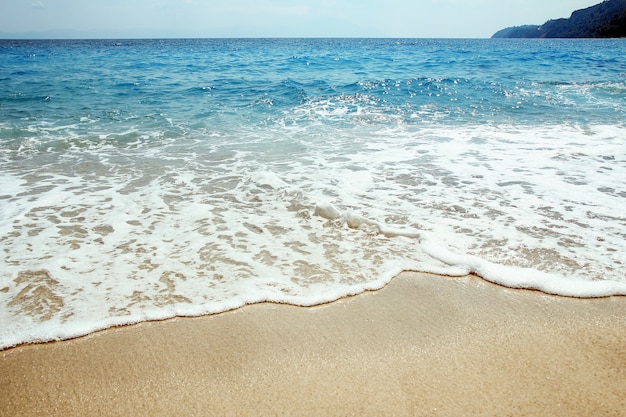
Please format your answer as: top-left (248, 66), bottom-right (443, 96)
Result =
top-left (0, 0), bottom-right (601, 38)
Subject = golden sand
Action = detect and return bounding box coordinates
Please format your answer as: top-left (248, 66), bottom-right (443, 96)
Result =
top-left (1, 272), bottom-right (625, 416)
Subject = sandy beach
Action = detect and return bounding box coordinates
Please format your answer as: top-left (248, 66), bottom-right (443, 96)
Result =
top-left (1, 271), bottom-right (625, 416)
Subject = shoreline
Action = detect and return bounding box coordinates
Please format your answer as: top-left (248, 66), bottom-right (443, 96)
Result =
top-left (1, 271), bottom-right (625, 416)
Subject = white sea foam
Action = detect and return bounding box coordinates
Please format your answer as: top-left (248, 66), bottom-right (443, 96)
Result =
top-left (1, 120), bottom-right (625, 350)
top-left (421, 239), bottom-right (626, 297)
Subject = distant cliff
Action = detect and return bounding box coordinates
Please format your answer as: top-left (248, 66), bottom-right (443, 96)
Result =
top-left (492, 0), bottom-right (626, 38)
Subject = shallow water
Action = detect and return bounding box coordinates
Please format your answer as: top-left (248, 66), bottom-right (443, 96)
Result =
top-left (1, 38), bottom-right (625, 348)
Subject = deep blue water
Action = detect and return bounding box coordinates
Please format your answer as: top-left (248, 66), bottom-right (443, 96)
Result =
top-left (1, 38), bottom-right (624, 137)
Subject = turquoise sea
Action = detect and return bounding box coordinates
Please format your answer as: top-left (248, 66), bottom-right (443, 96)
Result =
top-left (1, 38), bottom-right (625, 348)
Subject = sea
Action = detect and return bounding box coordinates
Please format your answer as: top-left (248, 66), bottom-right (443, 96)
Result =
top-left (1, 38), bottom-right (625, 349)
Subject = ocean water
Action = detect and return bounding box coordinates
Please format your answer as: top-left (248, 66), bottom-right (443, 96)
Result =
top-left (1, 38), bottom-right (625, 349)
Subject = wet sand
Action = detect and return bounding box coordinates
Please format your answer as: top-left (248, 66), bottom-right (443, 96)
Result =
top-left (1, 272), bottom-right (625, 416)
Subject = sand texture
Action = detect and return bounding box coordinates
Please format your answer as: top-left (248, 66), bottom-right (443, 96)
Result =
top-left (1, 272), bottom-right (625, 416)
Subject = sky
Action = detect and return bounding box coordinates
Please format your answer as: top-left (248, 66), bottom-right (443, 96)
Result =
top-left (0, 0), bottom-right (602, 39)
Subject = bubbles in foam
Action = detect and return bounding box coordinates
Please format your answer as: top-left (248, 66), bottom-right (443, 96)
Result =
top-left (2, 116), bottom-right (626, 350)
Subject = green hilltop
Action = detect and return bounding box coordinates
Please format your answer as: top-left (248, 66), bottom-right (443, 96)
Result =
top-left (492, 0), bottom-right (626, 38)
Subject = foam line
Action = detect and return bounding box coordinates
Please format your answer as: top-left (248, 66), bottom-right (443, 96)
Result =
top-left (421, 239), bottom-right (626, 298)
